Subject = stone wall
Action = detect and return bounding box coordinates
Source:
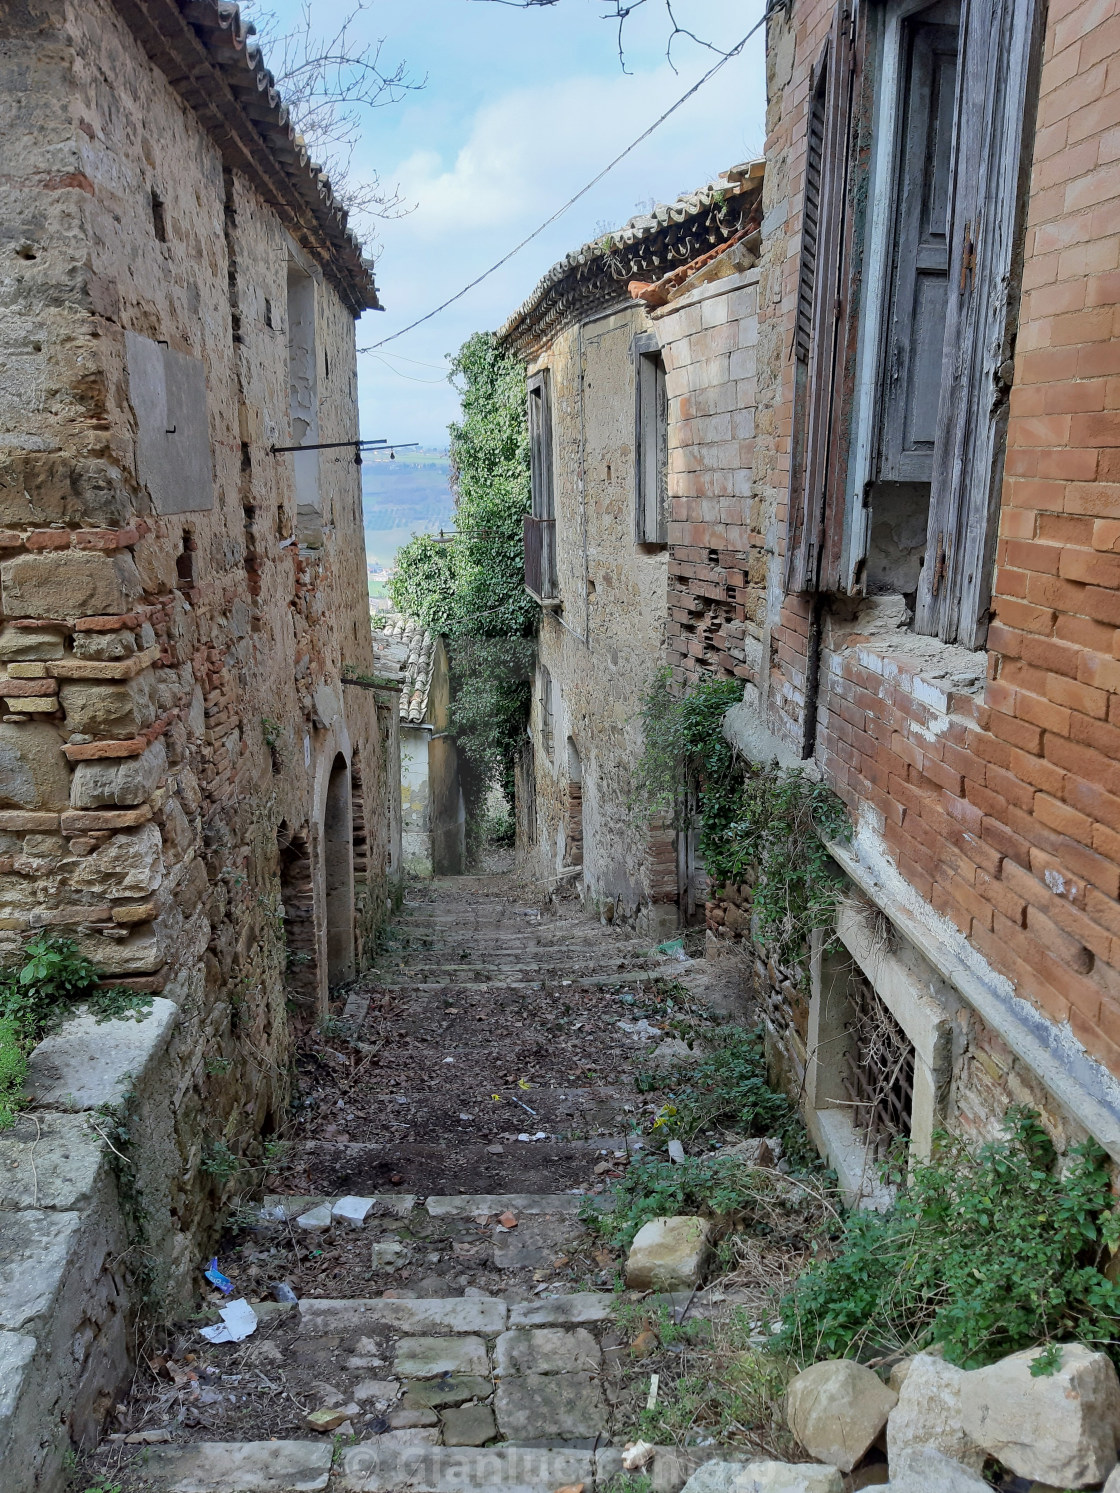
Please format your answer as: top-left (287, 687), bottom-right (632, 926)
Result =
top-left (525, 305), bottom-right (678, 931)
top-left (0, 0), bottom-right (392, 1422)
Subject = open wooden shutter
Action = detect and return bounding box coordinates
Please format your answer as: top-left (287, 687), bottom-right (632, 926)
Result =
top-left (875, 22), bottom-right (958, 485)
top-left (786, 3), bottom-right (861, 595)
top-left (914, 0), bottom-right (1043, 646)
top-left (634, 333), bottom-right (668, 544)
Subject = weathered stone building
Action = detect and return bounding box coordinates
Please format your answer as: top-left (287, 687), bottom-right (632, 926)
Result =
top-left (372, 612), bottom-right (464, 876)
top-left (685, 0), bottom-right (1120, 1194)
top-left (0, 0), bottom-right (393, 1477)
top-left (500, 171), bottom-right (763, 931)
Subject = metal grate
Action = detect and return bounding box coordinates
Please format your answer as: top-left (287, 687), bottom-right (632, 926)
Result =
top-left (841, 971), bottom-right (915, 1155)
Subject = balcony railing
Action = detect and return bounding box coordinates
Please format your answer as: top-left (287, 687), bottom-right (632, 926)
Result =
top-left (523, 515), bottom-right (558, 603)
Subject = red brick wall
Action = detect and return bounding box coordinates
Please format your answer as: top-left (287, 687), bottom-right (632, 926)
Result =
top-left (762, 0), bottom-right (1120, 1078)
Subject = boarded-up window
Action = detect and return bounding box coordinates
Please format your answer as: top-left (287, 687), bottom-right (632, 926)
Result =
top-left (633, 333), bottom-right (668, 545)
top-left (125, 331), bottom-right (214, 515)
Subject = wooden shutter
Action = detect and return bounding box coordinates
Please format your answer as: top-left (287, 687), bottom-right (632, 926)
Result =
top-left (786, 3), bottom-right (861, 595)
top-left (875, 23), bottom-right (958, 485)
top-left (914, 0), bottom-right (1043, 646)
top-left (634, 334), bottom-right (668, 544)
top-left (528, 370), bottom-right (554, 520)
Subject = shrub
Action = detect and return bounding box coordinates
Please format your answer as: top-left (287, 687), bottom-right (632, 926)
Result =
top-left (775, 1108), bottom-right (1120, 1369)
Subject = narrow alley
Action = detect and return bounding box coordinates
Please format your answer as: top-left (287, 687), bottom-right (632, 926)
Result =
top-left (78, 875), bottom-right (793, 1492)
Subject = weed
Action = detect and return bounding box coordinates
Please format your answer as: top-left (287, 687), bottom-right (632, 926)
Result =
top-left (776, 1107), bottom-right (1120, 1369)
top-left (201, 1140), bottom-right (242, 1183)
top-left (645, 1025), bottom-right (794, 1146)
top-left (601, 1479), bottom-right (652, 1493)
top-left (260, 716), bottom-right (283, 750)
top-left (1031, 1341), bottom-right (1063, 1376)
top-left (88, 986), bottom-right (154, 1024)
top-left (204, 1055), bottom-right (233, 1076)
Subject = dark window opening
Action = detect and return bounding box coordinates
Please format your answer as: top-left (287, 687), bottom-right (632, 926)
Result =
top-left (635, 335), bottom-right (668, 545)
top-left (176, 531), bottom-right (196, 587)
top-left (264, 297), bottom-right (274, 329)
top-left (841, 970), bottom-right (915, 1159)
top-left (278, 824), bottom-right (317, 1008)
top-left (151, 189), bottom-right (168, 243)
top-left (525, 370), bottom-right (557, 601)
top-left (540, 666), bottom-right (554, 759)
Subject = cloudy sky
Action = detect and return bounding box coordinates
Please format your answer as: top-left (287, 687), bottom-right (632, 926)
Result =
top-left (259, 1), bottom-right (767, 447)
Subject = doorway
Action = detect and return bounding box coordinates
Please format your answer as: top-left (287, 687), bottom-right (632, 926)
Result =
top-left (324, 754), bottom-right (355, 986)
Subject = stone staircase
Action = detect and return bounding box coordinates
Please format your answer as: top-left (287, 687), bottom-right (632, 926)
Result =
top-left (81, 877), bottom-right (740, 1492)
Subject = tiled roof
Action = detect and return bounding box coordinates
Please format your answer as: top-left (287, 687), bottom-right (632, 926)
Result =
top-left (112, 0), bottom-right (379, 314)
top-left (498, 160), bottom-right (764, 357)
top-left (370, 614), bottom-right (436, 725)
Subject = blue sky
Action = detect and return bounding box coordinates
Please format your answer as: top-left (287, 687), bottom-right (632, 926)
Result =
top-left (257, 1), bottom-right (767, 447)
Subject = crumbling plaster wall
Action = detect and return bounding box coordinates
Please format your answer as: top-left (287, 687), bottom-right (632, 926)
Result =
top-left (0, 0), bottom-right (390, 1324)
top-left (526, 307), bottom-right (676, 930)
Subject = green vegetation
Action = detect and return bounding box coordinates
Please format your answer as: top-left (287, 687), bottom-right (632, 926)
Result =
top-left (643, 1025), bottom-right (794, 1144)
top-left (0, 936), bottom-right (151, 1130)
top-left (776, 1108), bottom-right (1120, 1369)
top-left (634, 672), bottom-right (850, 970)
top-left (391, 332), bottom-right (536, 842)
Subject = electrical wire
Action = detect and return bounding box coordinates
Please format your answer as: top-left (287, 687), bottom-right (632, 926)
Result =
top-left (357, 7), bottom-right (767, 354)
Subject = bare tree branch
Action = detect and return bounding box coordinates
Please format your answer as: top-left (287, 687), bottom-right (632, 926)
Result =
top-left (467, 0), bottom-right (734, 72)
top-left (241, 2), bottom-right (424, 249)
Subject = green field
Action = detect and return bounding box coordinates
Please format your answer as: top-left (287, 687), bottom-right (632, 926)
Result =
top-left (363, 448), bottom-right (455, 568)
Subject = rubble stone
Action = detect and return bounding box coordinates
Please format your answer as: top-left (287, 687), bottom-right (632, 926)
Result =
top-left (887, 1354), bottom-right (983, 1474)
top-left (0, 722), bottom-right (70, 810)
top-left (69, 739), bottom-right (165, 807)
top-left (0, 551), bottom-right (142, 620)
top-left (440, 1403), bottom-right (497, 1446)
top-left (888, 1447), bottom-right (990, 1493)
top-left (680, 1459), bottom-right (844, 1493)
top-left (961, 1343), bottom-right (1120, 1486)
top-left (786, 1359), bottom-right (898, 1472)
top-left (625, 1215), bottom-right (712, 1290)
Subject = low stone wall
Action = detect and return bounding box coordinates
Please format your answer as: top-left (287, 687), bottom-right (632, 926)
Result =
top-left (0, 998), bottom-right (182, 1492)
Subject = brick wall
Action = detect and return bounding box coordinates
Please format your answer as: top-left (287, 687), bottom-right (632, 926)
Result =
top-left (752, 0), bottom-right (1120, 1090)
top-left (657, 257), bottom-right (764, 687)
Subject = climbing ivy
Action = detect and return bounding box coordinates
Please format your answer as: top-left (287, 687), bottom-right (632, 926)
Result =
top-left (633, 671), bottom-right (851, 969)
top-left (391, 331), bottom-right (537, 835)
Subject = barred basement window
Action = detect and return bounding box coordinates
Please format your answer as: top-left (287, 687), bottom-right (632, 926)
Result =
top-left (840, 968), bottom-right (915, 1157)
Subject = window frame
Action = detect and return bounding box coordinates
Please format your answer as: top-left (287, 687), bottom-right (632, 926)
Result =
top-left (633, 331), bottom-right (669, 546)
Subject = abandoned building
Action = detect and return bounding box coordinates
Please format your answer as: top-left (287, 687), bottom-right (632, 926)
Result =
top-left (0, 0), bottom-right (394, 1479)
top-left (500, 167), bottom-right (764, 931)
top-left (371, 612), bottom-right (464, 876)
top-left (677, 0), bottom-right (1120, 1195)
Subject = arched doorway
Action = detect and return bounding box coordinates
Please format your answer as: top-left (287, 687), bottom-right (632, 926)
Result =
top-left (324, 754), bottom-right (355, 986)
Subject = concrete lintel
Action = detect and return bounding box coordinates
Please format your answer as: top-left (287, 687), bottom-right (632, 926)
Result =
top-left (830, 827), bottom-right (1120, 1162)
top-left (723, 686), bottom-right (814, 775)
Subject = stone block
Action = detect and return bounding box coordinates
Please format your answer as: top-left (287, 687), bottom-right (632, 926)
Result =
top-left (0, 1114), bottom-right (106, 1211)
top-left (508, 1293), bottom-right (613, 1328)
top-left (394, 1336), bottom-right (489, 1378)
top-left (886, 1353), bottom-right (984, 1474)
top-left (0, 551), bottom-right (142, 620)
top-left (23, 997), bottom-right (177, 1111)
top-left (402, 1374), bottom-right (493, 1409)
top-left (370, 1239), bottom-right (408, 1269)
top-left (786, 1359), bottom-right (897, 1472)
top-left (296, 1205), bottom-right (332, 1232)
top-left (494, 1371), bottom-right (607, 1440)
top-left (0, 810), bottom-right (58, 832)
top-left (0, 723), bottom-right (69, 811)
top-left (0, 627), bottom-right (64, 661)
top-left (888, 1447), bottom-right (989, 1493)
top-left (0, 1209), bottom-right (81, 1331)
top-left (60, 805), bottom-right (152, 832)
top-left (441, 1403), bottom-right (497, 1446)
top-left (625, 1216), bottom-right (712, 1290)
top-left (66, 822), bottom-right (164, 897)
top-left (332, 1195), bottom-right (375, 1226)
top-left (69, 739), bottom-right (165, 807)
top-left (0, 1330), bottom-right (36, 1426)
top-left (337, 1444), bottom-right (597, 1493)
top-left (680, 1461), bottom-right (844, 1493)
top-left (74, 923), bottom-right (163, 975)
top-left (961, 1343), bottom-right (1120, 1486)
top-left (133, 1440), bottom-right (333, 1491)
top-left (58, 675), bottom-right (155, 738)
top-left (297, 1297), bottom-right (508, 1336)
top-left (495, 1327), bottom-right (600, 1376)
top-left (425, 1193), bottom-right (583, 1217)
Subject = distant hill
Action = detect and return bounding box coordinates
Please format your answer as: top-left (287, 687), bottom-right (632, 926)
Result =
top-left (362, 448), bottom-right (456, 569)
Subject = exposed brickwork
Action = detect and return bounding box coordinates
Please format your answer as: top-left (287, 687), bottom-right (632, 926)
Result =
top-left (657, 258), bottom-right (764, 687)
top-left (749, 0), bottom-right (1120, 1101)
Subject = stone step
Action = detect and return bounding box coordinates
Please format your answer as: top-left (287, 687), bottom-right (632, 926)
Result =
top-left (137, 1440), bottom-right (333, 1491)
top-left (371, 971), bottom-right (665, 991)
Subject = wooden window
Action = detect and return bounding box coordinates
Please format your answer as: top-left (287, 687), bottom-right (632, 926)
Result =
top-left (525, 370), bottom-right (558, 601)
top-left (914, 0), bottom-right (1044, 647)
top-left (633, 332), bottom-right (668, 545)
top-left (786, 4), bottom-right (862, 595)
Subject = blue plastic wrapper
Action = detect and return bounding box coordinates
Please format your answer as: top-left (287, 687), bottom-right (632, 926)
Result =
top-left (204, 1257), bottom-right (233, 1294)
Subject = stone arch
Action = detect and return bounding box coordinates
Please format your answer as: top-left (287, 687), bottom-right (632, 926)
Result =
top-left (324, 752), bottom-right (355, 988)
